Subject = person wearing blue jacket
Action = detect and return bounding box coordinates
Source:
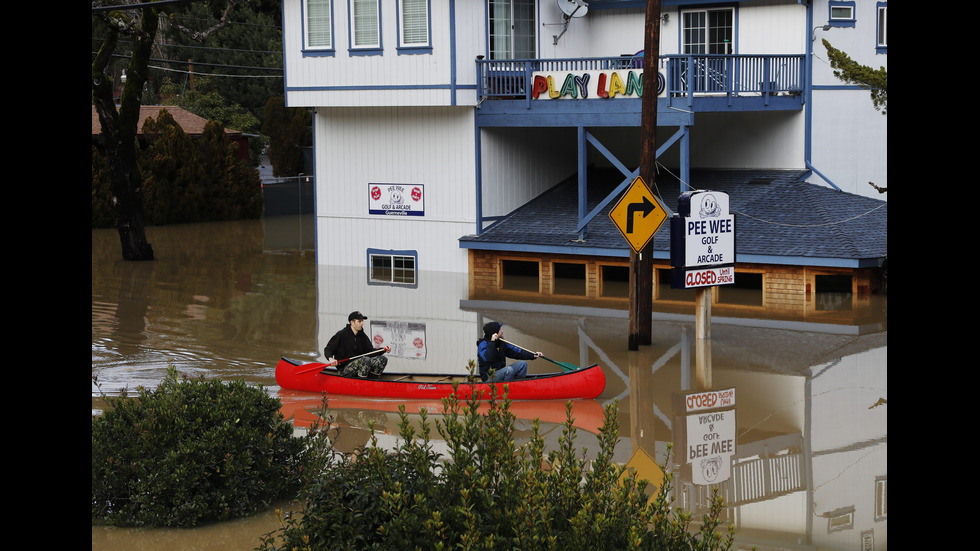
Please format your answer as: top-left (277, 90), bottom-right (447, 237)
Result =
top-left (476, 321), bottom-right (540, 382)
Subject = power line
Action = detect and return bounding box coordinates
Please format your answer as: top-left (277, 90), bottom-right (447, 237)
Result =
top-left (100, 52), bottom-right (282, 73)
top-left (93, 37), bottom-right (282, 57)
top-left (149, 64), bottom-right (282, 79)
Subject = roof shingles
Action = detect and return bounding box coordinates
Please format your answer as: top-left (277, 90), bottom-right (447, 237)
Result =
top-left (461, 168), bottom-right (887, 266)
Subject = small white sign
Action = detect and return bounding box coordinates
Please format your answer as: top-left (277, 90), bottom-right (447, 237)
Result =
top-left (369, 183), bottom-right (424, 216)
top-left (674, 265), bottom-right (735, 289)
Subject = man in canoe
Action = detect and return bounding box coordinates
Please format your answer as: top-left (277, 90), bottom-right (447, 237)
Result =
top-left (476, 321), bottom-right (541, 382)
top-left (323, 311), bottom-right (391, 378)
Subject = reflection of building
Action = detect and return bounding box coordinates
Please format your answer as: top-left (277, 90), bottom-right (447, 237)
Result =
top-left (314, 263), bottom-right (886, 549)
top-left (463, 299), bottom-right (885, 550)
top-left (282, 0), bottom-right (886, 315)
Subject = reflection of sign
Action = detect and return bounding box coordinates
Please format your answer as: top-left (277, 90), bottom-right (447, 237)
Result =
top-left (674, 387), bottom-right (736, 485)
top-left (370, 321), bottom-right (427, 359)
top-left (681, 388), bottom-right (736, 413)
top-left (686, 409), bottom-right (736, 485)
top-left (369, 183), bottom-right (424, 216)
top-left (609, 176), bottom-right (668, 254)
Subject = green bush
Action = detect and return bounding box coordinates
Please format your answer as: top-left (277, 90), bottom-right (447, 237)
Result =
top-left (258, 365), bottom-right (735, 551)
top-left (92, 366), bottom-right (303, 528)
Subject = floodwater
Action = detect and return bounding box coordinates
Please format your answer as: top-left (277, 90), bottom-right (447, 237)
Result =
top-left (92, 215), bottom-right (886, 551)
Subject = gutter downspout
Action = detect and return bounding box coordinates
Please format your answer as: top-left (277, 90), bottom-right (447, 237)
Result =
top-left (805, 0), bottom-right (841, 192)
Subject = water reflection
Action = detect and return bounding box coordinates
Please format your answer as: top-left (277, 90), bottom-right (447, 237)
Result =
top-left (92, 216), bottom-right (885, 551)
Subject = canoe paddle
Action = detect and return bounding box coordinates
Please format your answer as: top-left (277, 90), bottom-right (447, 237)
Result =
top-left (295, 348), bottom-right (387, 376)
top-left (498, 338), bottom-right (579, 372)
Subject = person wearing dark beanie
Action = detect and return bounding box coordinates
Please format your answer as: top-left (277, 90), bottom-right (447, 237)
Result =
top-left (475, 321), bottom-right (540, 382)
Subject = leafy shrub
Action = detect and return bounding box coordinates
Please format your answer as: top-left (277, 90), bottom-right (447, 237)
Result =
top-left (258, 366), bottom-right (735, 550)
top-left (92, 366), bottom-right (303, 528)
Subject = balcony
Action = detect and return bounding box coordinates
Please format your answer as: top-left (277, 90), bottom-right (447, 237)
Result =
top-left (475, 54), bottom-right (805, 127)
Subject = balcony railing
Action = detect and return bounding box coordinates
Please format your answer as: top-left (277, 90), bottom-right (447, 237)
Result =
top-left (476, 54), bottom-right (805, 107)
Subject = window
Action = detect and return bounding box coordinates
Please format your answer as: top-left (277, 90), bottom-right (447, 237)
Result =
top-left (553, 262), bottom-right (586, 296)
top-left (814, 274), bottom-right (852, 311)
top-left (400, 0), bottom-right (430, 49)
top-left (657, 268), bottom-right (695, 302)
top-left (681, 8), bottom-right (734, 55)
top-left (827, 506), bottom-right (854, 532)
top-left (876, 3), bottom-right (887, 53)
top-left (351, 0), bottom-right (380, 50)
top-left (828, 1), bottom-right (856, 26)
top-left (305, 0), bottom-right (333, 50)
top-left (718, 272), bottom-right (763, 307)
top-left (501, 259), bottom-right (539, 292)
top-left (874, 477), bottom-right (887, 520)
top-left (600, 265), bottom-right (629, 298)
top-left (488, 0), bottom-right (535, 60)
top-left (368, 250), bottom-right (417, 287)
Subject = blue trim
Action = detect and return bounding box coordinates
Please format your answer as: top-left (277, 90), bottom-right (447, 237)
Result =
top-left (828, 0), bottom-right (856, 27)
top-left (349, 48), bottom-right (383, 56)
top-left (457, 240), bottom-right (881, 268)
top-left (397, 46), bottom-right (433, 55)
top-left (366, 248), bottom-right (420, 288)
top-left (450, 0), bottom-right (457, 105)
top-left (875, 1), bottom-right (887, 54)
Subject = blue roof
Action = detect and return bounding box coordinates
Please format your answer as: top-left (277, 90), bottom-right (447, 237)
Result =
top-left (459, 169), bottom-right (887, 269)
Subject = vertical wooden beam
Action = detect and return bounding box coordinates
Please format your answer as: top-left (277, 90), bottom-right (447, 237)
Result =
top-left (630, 0), bottom-right (662, 350)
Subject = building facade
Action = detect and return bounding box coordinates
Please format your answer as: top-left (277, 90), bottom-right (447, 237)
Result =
top-left (282, 0), bottom-right (887, 315)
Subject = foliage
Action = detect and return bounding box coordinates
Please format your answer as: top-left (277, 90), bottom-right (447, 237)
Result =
top-left (92, 107), bottom-right (263, 228)
top-left (163, 2), bottom-right (283, 118)
top-left (822, 39), bottom-right (887, 115)
top-left (257, 364), bottom-right (735, 551)
top-left (92, 365), bottom-right (304, 528)
top-left (261, 97), bottom-right (313, 177)
top-left (175, 76), bottom-right (267, 167)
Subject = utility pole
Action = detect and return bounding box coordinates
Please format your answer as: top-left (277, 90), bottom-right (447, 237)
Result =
top-left (629, 0), bottom-right (662, 350)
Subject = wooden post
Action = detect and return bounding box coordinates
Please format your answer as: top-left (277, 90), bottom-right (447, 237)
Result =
top-left (629, 0), bottom-right (662, 350)
top-left (695, 287), bottom-right (712, 389)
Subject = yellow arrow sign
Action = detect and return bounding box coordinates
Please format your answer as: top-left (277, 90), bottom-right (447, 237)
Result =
top-left (609, 176), bottom-right (668, 254)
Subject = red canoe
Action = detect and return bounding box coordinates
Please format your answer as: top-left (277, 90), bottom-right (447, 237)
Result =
top-left (275, 357), bottom-right (606, 400)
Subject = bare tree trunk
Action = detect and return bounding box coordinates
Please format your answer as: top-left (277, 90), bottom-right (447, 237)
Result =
top-left (629, 0), bottom-right (662, 349)
top-left (92, 5), bottom-right (157, 261)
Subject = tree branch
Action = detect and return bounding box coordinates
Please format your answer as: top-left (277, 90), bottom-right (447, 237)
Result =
top-left (165, 0), bottom-right (240, 42)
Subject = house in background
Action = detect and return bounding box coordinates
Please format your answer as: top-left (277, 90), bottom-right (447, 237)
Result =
top-left (91, 105), bottom-right (250, 162)
top-left (281, 0), bottom-right (886, 320)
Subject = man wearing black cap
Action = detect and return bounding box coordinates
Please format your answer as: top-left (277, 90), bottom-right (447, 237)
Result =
top-left (475, 321), bottom-right (540, 382)
top-left (323, 311), bottom-right (390, 378)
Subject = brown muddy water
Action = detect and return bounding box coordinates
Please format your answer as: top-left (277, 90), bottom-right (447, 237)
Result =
top-left (92, 215), bottom-right (886, 551)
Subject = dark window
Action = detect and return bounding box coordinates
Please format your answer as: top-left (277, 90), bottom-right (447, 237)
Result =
top-left (554, 262), bottom-right (586, 296)
top-left (502, 259), bottom-right (539, 292)
top-left (600, 265), bottom-right (629, 298)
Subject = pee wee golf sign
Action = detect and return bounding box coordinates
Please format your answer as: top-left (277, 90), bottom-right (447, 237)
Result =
top-left (369, 183), bottom-right (424, 216)
top-left (669, 190), bottom-right (736, 289)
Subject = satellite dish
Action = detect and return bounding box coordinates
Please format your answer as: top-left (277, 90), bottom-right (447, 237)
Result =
top-left (557, 0), bottom-right (588, 18)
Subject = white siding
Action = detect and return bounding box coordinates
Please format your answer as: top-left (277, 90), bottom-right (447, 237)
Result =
top-left (284, 0), bottom-right (483, 108)
top-left (809, 0), bottom-right (888, 198)
top-left (479, 127), bottom-right (578, 219)
top-left (314, 106), bottom-right (475, 272)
